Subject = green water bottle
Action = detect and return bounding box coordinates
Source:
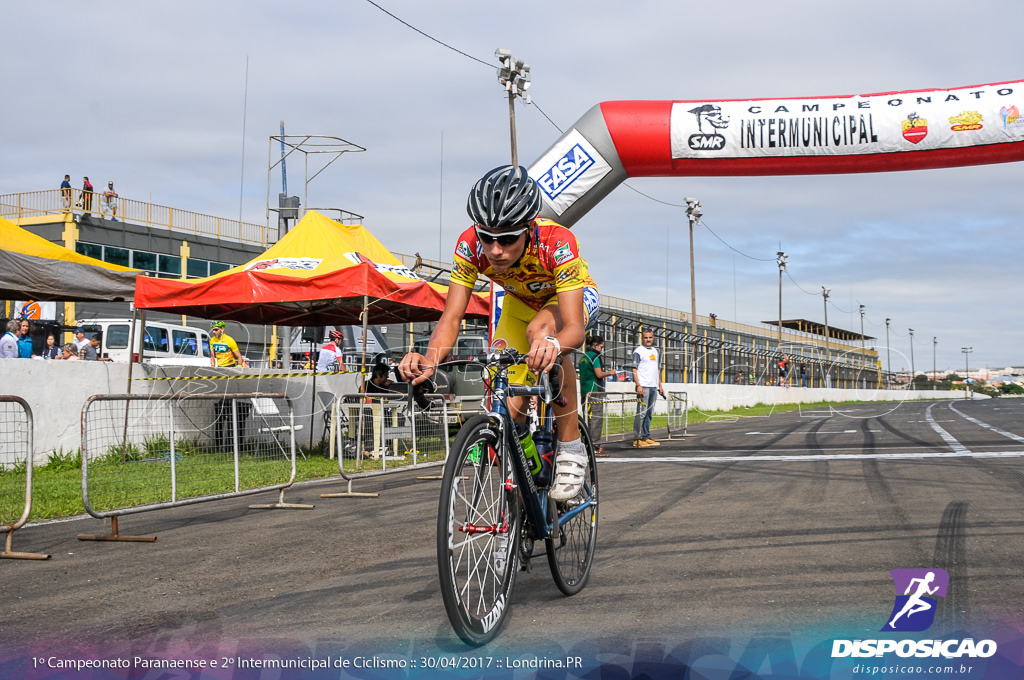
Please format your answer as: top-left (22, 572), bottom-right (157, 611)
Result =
top-left (520, 431), bottom-right (542, 475)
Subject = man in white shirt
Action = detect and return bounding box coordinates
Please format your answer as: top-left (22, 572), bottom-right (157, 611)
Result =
top-left (73, 328), bottom-right (89, 352)
top-left (631, 329), bottom-right (665, 448)
top-left (316, 330), bottom-right (345, 372)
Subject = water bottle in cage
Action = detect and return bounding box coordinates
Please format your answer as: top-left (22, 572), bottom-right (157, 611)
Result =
top-left (531, 429), bottom-right (553, 488)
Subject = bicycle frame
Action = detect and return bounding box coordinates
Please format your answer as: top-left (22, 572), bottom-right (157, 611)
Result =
top-left (487, 370), bottom-right (593, 543)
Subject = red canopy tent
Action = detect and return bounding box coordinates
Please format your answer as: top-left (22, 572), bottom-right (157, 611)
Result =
top-left (133, 211), bottom-right (488, 325)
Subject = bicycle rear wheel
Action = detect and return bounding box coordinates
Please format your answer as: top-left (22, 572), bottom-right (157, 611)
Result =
top-left (545, 416), bottom-right (599, 595)
top-left (437, 414), bottom-right (521, 645)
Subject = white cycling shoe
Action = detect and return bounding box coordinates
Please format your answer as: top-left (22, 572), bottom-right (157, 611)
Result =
top-left (548, 446), bottom-right (588, 502)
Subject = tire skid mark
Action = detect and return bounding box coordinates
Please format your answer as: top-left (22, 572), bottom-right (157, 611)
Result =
top-left (861, 458), bottom-right (927, 563)
top-left (608, 464), bottom-right (731, 539)
top-left (933, 500), bottom-right (969, 632)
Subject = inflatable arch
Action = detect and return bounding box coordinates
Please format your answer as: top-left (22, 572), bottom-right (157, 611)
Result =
top-left (528, 78), bottom-right (1024, 227)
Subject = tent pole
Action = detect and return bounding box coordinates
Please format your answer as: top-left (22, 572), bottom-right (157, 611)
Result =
top-left (309, 339), bottom-right (316, 450)
top-left (126, 305), bottom-right (138, 394)
top-left (120, 306), bottom-right (143, 463)
top-left (360, 295), bottom-right (369, 392)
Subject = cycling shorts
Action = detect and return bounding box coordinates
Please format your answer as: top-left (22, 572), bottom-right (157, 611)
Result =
top-left (490, 286), bottom-right (599, 385)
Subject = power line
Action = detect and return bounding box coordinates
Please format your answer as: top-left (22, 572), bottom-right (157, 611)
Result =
top-left (700, 218), bottom-right (777, 263)
top-left (363, 1), bottom-right (788, 274)
top-left (364, 0), bottom-right (493, 68)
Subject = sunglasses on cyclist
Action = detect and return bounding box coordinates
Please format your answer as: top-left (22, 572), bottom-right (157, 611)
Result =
top-left (475, 225), bottom-right (528, 246)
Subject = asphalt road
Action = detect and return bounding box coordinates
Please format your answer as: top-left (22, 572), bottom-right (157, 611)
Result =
top-left (3, 397), bottom-right (1023, 679)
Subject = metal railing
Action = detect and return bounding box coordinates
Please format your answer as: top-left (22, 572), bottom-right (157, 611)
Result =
top-left (322, 393), bottom-right (450, 498)
top-left (78, 393), bottom-right (311, 542)
top-left (666, 391), bottom-right (689, 439)
top-left (0, 396), bottom-right (49, 559)
top-left (0, 189), bottom-right (274, 247)
top-left (584, 393), bottom-right (644, 444)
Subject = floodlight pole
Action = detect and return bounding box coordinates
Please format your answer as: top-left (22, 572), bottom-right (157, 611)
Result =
top-left (932, 337), bottom-right (937, 388)
top-left (496, 48), bottom-right (531, 167)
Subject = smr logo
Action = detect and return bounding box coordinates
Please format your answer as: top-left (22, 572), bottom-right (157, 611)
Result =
top-left (881, 568), bottom-right (949, 632)
top-left (687, 103), bottom-right (729, 151)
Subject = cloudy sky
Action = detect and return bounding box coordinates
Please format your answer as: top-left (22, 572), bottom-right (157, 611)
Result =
top-left (5, 1), bottom-right (1023, 373)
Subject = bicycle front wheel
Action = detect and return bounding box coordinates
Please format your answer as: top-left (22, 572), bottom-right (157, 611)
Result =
top-left (545, 416), bottom-right (599, 595)
top-left (436, 414), bottom-right (521, 645)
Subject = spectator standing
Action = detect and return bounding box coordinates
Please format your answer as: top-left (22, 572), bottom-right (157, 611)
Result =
top-left (102, 181), bottom-right (119, 221)
top-left (41, 334), bottom-right (60, 360)
top-left (210, 321), bottom-right (243, 367)
top-left (60, 343), bottom-right (81, 360)
top-left (0, 320), bottom-right (21, 358)
top-left (316, 330), bottom-right (344, 372)
top-left (16, 319), bottom-right (34, 358)
top-left (631, 329), bottom-right (665, 448)
top-left (79, 334), bottom-right (109, 361)
top-left (799, 361), bottom-right (808, 388)
top-left (579, 334), bottom-right (613, 454)
top-left (73, 328), bottom-right (89, 352)
top-left (60, 174), bottom-right (73, 211)
top-left (81, 177), bottom-right (94, 214)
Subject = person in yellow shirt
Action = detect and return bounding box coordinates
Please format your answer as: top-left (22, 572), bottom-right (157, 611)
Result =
top-left (210, 321), bottom-right (243, 367)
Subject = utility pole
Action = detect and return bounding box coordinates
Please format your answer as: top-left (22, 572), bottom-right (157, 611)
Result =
top-left (859, 304), bottom-right (866, 388)
top-left (777, 250), bottom-right (788, 352)
top-left (885, 318), bottom-right (891, 389)
top-left (933, 337), bottom-right (937, 389)
top-left (962, 346), bottom-right (973, 398)
top-left (685, 198), bottom-right (702, 382)
top-left (821, 287), bottom-right (830, 388)
top-left (495, 48), bottom-right (531, 167)
top-left (909, 328), bottom-right (915, 390)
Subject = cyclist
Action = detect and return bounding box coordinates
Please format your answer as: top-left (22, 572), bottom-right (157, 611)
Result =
top-left (210, 321), bottom-right (243, 368)
top-left (399, 165), bottom-right (599, 501)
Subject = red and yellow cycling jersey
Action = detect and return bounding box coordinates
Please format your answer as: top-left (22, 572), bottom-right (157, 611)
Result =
top-left (449, 218), bottom-right (597, 310)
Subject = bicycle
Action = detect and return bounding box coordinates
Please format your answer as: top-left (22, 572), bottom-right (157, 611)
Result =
top-left (436, 348), bottom-right (599, 645)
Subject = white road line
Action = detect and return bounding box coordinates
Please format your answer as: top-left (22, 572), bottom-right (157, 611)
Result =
top-left (948, 402), bottom-right (1024, 445)
top-left (924, 402), bottom-right (970, 454)
top-left (745, 430), bottom-right (858, 435)
top-left (600, 450), bottom-right (1024, 464)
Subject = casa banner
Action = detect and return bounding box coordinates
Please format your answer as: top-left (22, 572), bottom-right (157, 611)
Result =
top-left (529, 78), bottom-right (1024, 227)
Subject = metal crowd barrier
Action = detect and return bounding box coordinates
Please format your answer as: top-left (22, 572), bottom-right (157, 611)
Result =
top-left (78, 393), bottom-right (312, 542)
top-left (583, 393), bottom-right (644, 444)
top-left (666, 391), bottom-right (690, 439)
top-left (0, 396), bottom-right (48, 560)
top-left (322, 393), bottom-right (450, 499)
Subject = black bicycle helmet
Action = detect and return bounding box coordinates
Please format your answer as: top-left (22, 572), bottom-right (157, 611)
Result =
top-left (466, 165), bottom-right (542, 230)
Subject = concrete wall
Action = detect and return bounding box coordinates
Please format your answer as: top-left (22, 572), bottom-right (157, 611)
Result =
top-left (602, 381), bottom-right (972, 414)
top-left (0, 359), bottom-right (974, 464)
top-left (0, 360), bottom-right (360, 464)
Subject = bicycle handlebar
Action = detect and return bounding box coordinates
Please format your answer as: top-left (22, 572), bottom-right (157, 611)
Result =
top-left (483, 349), bottom-right (567, 407)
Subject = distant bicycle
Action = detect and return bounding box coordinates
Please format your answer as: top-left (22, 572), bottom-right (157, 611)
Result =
top-left (436, 349), bottom-right (599, 645)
